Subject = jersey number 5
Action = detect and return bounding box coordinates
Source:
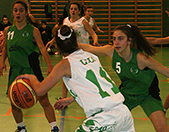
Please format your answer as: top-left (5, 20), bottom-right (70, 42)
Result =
top-left (116, 62), bottom-right (121, 74)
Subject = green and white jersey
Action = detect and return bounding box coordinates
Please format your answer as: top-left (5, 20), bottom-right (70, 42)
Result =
top-left (7, 24), bottom-right (39, 67)
top-left (112, 48), bottom-right (155, 95)
top-left (64, 17), bottom-right (89, 44)
top-left (63, 49), bottom-right (124, 117)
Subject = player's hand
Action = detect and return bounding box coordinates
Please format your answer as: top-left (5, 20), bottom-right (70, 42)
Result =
top-left (47, 65), bottom-right (53, 75)
top-left (16, 74), bottom-right (32, 80)
top-left (93, 41), bottom-right (99, 46)
top-left (45, 38), bottom-right (55, 49)
top-left (54, 97), bottom-right (74, 111)
top-left (98, 29), bottom-right (104, 33)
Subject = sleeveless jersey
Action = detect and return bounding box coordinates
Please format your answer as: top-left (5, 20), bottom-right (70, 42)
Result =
top-left (63, 49), bottom-right (124, 117)
top-left (63, 17), bottom-right (89, 44)
top-left (84, 17), bottom-right (94, 38)
top-left (86, 17), bottom-right (94, 27)
top-left (112, 48), bottom-right (155, 95)
top-left (7, 24), bottom-right (39, 67)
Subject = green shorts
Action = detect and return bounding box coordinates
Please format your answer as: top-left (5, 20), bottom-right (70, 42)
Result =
top-left (8, 66), bottom-right (34, 91)
top-left (121, 91), bottom-right (164, 117)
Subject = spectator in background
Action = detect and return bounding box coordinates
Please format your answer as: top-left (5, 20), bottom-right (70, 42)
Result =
top-left (0, 15), bottom-right (12, 31)
top-left (83, 6), bottom-right (104, 33)
top-left (39, 21), bottom-right (52, 47)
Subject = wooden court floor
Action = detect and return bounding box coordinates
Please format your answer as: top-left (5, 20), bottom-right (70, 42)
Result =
top-left (0, 46), bottom-right (169, 132)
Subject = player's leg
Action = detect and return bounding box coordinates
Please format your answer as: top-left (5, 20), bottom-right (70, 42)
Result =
top-left (164, 94), bottom-right (169, 113)
top-left (39, 93), bottom-right (59, 132)
top-left (8, 67), bottom-right (27, 132)
top-left (11, 105), bottom-right (27, 132)
top-left (149, 110), bottom-right (169, 132)
top-left (141, 95), bottom-right (169, 132)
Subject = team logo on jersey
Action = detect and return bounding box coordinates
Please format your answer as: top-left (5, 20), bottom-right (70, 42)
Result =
top-left (80, 57), bottom-right (96, 65)
top-left (22, 31), bottom-right (29, 37)
top-left (130, 67), bottom-right (139, 74)
top-left (79, 119), bottom-right (117, 131)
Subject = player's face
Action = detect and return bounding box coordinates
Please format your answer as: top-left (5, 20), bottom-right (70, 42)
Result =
top-left (85, 8), bottom-right (93, 17)
top-left (69, 4), bottom-right (80, 18)
top-left (13, 3), bottom-right (27, 23)
top-left (3, 17), bottom-right (8, 24)
top-left (112, 30), bottom-right (132, 53)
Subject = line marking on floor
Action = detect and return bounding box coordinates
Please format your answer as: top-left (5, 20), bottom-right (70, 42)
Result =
top-left (60, 108), bottom-right (66, 132)
top-left (6, 106), bottom-right (12, 116)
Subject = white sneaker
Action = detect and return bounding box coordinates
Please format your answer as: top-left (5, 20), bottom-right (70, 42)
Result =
top-left (15, 126), bottom-right (27, 132)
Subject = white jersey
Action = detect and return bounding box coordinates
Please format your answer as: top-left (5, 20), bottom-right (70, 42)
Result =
top-left (84, 17), bottom-right (94, 38)
top-left (63, 17), bottom-right (89, 44)
top-left (63, 49), bottom-right (124, 117)
top-left (88, 17), bottom-right (94, 27)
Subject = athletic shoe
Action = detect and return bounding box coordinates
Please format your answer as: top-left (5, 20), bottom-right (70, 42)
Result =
top-left (51, 126), bottom-right (59, 132)
top-left (15, 126), bottom-right (27, 132)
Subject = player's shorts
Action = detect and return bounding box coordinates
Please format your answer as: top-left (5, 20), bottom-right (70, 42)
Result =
top-left (121, 91), bottom-right (164, 117)
top-left (75, 104), bottom-right (135, 132)
top-left (8, 66), bottom-right (34, 90)
top-left (7, 52), bottom-right (44, 94)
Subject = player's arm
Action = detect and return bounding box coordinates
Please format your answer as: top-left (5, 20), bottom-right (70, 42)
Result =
top-left (83, 19), bottom-right (99, 46)
top-left (17, 59), bottom-right (71, 96)
top-left (33, 27), bottom-right (53, 74)
top-left (0, 26), bottom-right (9, 76)
top-left (146, 37), bottom-right (169, 45)
top-left (137, 52), bottom-right (169, 77)
top-left (45, 23), bottom-right (59, 49)
top-left (79, 44), bottom-right (114, 59)
top-left (165, 10), bottom-right (169, 17)
top-left (92, 18), bottom-right (104, 33)
top-left (62, 82), bottom-right (68, 98)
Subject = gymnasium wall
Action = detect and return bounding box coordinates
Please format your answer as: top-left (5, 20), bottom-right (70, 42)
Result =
top-left (163, 0), bottom-right (169, 37)
top-left (0, 0), bottom-right (169, 37)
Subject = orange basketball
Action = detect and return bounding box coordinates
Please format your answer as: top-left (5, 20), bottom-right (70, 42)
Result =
top-left (8, 78), bottom-right (38, 109)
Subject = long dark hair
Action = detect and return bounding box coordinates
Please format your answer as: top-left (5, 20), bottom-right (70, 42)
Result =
top-left (12, 0), bottom-right (28, 13)
top-left (55, 25), bottom-right (78, 54)
top-left (113, 24), bottom-right (157, 56)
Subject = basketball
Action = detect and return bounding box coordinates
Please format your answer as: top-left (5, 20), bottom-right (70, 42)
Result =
top-left (8, 78), bottom-right (38, 109)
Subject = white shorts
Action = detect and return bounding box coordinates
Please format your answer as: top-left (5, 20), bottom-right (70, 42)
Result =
top-left (75, 104), bottom-right (135, 132)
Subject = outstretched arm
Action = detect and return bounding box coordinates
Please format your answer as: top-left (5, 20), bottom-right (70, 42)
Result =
top-left (79, 44), bottom-right (114, 59)
top-left (147, 36), bottom-right (169, 45)
top-left (137, 52), bottom-right (169, 77)
top-left (16, 59), bottom-right (71, 96)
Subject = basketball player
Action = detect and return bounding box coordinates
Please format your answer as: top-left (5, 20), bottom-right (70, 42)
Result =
top-left (77, 24), bottom-right (169, 132)
top-left (83, 6), bottom-right (104, 33)
top-left (17, 25), bottom-right (135, 132)
top-left (0, 1), bottom-right (59, 132)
